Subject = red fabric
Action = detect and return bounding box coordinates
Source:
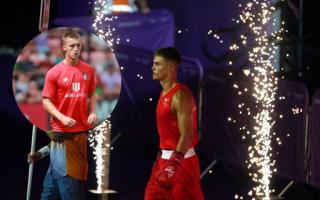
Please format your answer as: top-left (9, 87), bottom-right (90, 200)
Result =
top-left (18, 103), bottom-right (49, 131)
top-left (156, 83), bottom-right (199, 149)
top-left (42, 60), bottom-right (95, 132)
top-left (113, 0), bottom-right (129, 5)
top-left (144, 155), bottom-right (204, 200)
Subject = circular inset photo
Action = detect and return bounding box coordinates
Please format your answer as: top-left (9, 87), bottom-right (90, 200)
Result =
top-left (13, 27), bottom-right (121, 132)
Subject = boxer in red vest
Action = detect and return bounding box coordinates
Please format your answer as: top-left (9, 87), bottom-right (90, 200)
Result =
top-left (144, 47), bottom-right (204, 200)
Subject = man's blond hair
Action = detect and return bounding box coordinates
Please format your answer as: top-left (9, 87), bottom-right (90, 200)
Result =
top-left (61, 31), bottom-right (81, 46)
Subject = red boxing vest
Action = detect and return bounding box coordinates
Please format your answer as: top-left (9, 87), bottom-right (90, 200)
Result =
top-left (156, 83), bottom-right (199, 149)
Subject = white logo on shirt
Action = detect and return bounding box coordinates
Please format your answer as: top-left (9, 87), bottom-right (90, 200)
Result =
top-left (83, 73), bottom-right (88, 80)
top-left (72, 82), bottom-right (80, 92)
top-left (163, 97), bottom-right (170, 106)
top-left (63, 77), bottom-right (68, 83)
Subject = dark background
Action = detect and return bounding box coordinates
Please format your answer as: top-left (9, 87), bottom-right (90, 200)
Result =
top-left (1, 0), bottom-right (320, 199)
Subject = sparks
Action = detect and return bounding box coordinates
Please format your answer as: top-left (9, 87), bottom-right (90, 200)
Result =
top-left (234, 0), bottom-right (285, 199)
top-left (92, 0), bottom-right (118, 49)
top-left (88, 120), bottom-right (112, 193)
top-left (90, 0), bottom-right (117, 193)
top-left (291, 105), bottom-right (302, 115)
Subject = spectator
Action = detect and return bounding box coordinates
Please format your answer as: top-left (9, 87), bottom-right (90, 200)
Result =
top-left (96, 49), bottom-right (121, 120)
top-left (25, 80), bottom-right (42, 104)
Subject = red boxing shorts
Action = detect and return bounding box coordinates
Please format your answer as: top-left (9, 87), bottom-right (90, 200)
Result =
top-left (144, 149), bottom-right (204, 200)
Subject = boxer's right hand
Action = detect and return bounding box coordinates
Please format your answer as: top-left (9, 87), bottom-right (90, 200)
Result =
top-left (156, 151), bottom-right (184, 189)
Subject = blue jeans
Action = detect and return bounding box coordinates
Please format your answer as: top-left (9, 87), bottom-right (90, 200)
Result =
top-left (40, 171), bottom-right (86, 200)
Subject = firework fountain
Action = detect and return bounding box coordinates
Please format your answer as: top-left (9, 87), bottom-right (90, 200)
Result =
top-left (232, 0), bottom-right (285, 199)
top-left (88, 0), bottom-right (119, 199)
top-left (88, 120), bottom-right (115, 197)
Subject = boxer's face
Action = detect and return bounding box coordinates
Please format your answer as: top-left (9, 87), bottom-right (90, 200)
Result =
top-left (152, 56), bottom-right (171, 81)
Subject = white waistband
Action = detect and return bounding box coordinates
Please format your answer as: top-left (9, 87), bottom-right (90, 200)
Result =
top-left (161, 148), bottom-right (196, 160)
top-left (112, 5), bottom-right (134, 12)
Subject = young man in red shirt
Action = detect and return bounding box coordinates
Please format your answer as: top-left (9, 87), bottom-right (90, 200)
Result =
top-left (29, 30), bottom-right (97, 200)
top-left (144, 47), bottom-right (204, 200)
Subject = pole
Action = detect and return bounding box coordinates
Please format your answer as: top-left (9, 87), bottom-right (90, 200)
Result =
top-left (26, 125), bottom-right (37, 200)
top-left (39, 0), bottom-right (50, 32)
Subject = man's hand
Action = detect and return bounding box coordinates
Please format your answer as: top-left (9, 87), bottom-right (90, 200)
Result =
top-left (27, 152), bottom-right (42, 164)
top-left (43, 98), bottom-right (77, 128)
top-left (87, 113), bottom-right (97, 126)
top-left (59, 115), bottom-right (77, 127)
top-left (157, 151), bottom-right (184, 189)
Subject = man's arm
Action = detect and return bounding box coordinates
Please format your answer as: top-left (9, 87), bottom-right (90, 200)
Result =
top-left (87, 94), bottom-right (97, 125)
top-left (172, 90), bottom-right (194, 154)
top-left (87, 69), bottom-right (97, 125)
top-left (89, 94), bottom-right (97, 114)
top-left (42, 97), bottom-right (77, 127)
top-left (27, 144), bottom-right (50, 164)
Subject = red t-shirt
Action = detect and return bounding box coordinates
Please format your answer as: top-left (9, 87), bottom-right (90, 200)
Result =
top-left (156, 83), bottom-right (199, 149)
top-left (42, 60), bottom-right (96, 132)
